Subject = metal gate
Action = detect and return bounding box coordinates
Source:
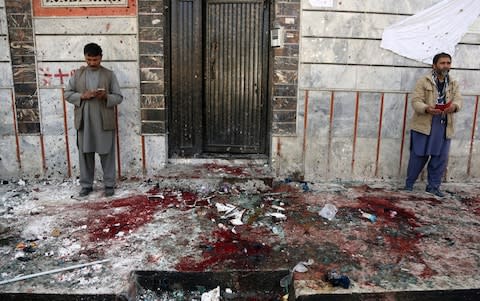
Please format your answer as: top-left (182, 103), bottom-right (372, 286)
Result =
top-left (169, 0), bottom-right (269, 157)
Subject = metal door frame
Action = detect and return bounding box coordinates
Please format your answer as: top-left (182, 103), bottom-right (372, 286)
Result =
top-left (165, 0), bottom-right (273, 159)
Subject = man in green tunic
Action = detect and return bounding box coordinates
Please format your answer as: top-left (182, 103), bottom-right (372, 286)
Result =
top-left (65, 43), bottom-right (123, 197)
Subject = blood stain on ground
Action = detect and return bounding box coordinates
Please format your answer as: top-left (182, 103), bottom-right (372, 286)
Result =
top-left (342, 196), bottom-right (435, 278)
top-left (271, 182), bottom-right (302, 195)
top-left (203, 163), bottom-right (251, 177)
top-left (460, 197), bottom-right (480, 215)
top-left (75, 188), bottom-right (200, 241)
top-left (355, 196), bottom-right (420, 228)
top-left (176, 228), bottom-right (272, 272)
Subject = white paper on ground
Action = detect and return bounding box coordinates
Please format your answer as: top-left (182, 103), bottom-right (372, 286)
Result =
top-left (201, 286), bottom-right (220, 301)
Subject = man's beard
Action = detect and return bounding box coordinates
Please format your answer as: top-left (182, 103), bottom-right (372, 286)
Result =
top-left (436, 69), bottom-right (449, 77)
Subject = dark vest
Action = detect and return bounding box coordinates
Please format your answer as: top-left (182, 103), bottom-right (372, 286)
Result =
top-left (72, 66), bottom-right (115, 130)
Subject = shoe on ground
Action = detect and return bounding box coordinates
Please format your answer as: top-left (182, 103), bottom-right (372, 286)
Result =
top-left (426, 186), bottom-right (445, 197)
top-left (105, 187), bottom-right (115, 197)
top-left (79, 187), bottom-right (93, 197)
top-left (403, 186), bottom-right (413, 192)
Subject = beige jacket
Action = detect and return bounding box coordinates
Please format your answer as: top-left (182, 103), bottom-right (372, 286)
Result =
top-left (410, 73), bottom-right (462, 139)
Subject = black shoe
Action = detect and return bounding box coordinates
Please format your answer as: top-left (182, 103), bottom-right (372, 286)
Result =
top-left (403, 186), bottom-right (413, 192)
top-left (79, 187), bottom-right (93, 197)
top-left (426, 186), bottom-right (445, 197)
top-left (105, 187), bottom-right (115, 197)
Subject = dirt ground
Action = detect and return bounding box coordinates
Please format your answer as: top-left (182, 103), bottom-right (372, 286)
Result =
top-left (0, 165), bottom-right (479, 300)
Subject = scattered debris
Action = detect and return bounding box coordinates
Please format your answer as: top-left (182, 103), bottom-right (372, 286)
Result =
top-left (0, 176), bottom-right (479, 297)
top-left (14, 251), bottom-right (29, 261)
top-left (359, 209), bottom-right (377, 223)
top-left (283, 177), bottom-right (310, 192)
top-left (280, 259), bottom-right (315, 290)
top-left (266, 212), bottom-right (287, 221)
top-left (16, 241), bottom-right (37, 253)
top-left (326, 270), bottom-right (351, 289)
top-left (271, 204), bottom-right (285, 211)
top-left (0, 259), bottom-right (110, 285)
top-left (319, 203), bottom-right (338, 221)
top-left (201, 286), bottom-right (220, 301)
top-left (293, 259), bottom-right (314, 273)
top-left (215, 202), bottom-right (246, 225)
top-left (444, 237), bottom-right (455, 246)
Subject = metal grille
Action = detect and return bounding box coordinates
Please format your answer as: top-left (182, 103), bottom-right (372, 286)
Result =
top-left (169, 0), bottom-right (203, 156)
top-left (204, 0), bottom-right (268, 153)
top-left (169, 0), bottom-right (268, 156)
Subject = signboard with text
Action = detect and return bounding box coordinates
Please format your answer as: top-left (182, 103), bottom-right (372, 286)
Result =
top-left (33, 0), bottom-right (136, 16)
top-left (41, 0), bottom-right (128, 7)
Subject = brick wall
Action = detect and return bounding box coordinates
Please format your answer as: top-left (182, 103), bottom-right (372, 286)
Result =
top-left (138, 0), bottom-right (166, 134)
top-left (272, 0), bottom-right (300, 136)
top-left (5, 0), bottom-right (39, 134)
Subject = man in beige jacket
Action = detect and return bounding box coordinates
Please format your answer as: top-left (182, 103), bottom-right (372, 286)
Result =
top-left (404, 52), bottom-right (462, 197)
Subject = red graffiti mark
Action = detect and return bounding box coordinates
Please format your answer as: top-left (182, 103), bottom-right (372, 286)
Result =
top-left (40, 67), bottom-right (52, 77)
top-left (54, 68), bottom-right (70, 84)
top-left (39, 67), bottom-right (53, 86)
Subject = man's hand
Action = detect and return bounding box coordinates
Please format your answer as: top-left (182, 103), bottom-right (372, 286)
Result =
top-left (80, 89), bottom-right (107, 100)
top-left (426, 106), bottom-right (443, 115)
top-left (81, 90), bottom-right (97, 100)
top-left (443, 104), bottom-right (457, 114)
top-left (95, 89), bottom-right (107, 100)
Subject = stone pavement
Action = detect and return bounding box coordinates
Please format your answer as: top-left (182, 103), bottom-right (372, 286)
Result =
top-left (0, 164), bottom-right (479, 300)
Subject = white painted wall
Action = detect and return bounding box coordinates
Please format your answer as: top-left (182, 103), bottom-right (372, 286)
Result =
top-left (272, 0), bottom-right (480, 182)
top-left (0, 14), bottom-right (166, 180)
top-left (32, 16), bottom-right (157, 180)
top-left (0, 2), bottom-right (17, 178)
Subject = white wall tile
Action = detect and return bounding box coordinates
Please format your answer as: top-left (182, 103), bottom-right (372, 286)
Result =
top-left (35, 35), bottom-right (138, 61)
top-left (37, 62), bottom-right (140, 88)
top-left (34, 17), bottom-right (137, 35)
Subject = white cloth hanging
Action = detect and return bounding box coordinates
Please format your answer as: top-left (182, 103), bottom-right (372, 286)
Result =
top-left (380, 0), bottom-right (480, 64)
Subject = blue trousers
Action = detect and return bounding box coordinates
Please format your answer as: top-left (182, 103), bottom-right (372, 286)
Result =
top-left (405, 152), bottom-right (448, 190)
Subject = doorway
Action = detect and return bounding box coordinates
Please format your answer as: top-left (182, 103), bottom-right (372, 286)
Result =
top-left (168, 0), bottom-right (270, 157)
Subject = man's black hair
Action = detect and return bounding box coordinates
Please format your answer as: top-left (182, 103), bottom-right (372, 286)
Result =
top-left (433, 52), bottom-right (451, 65)
top-left (84, 43), bottom-right (103, 56)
